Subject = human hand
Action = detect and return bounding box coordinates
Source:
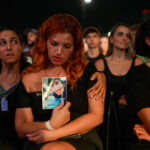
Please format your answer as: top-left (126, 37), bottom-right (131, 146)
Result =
top-left (133, 124), bottom-right (150, 141)
top-left (26, 130), bottom-right (58, 144)
top-left (50, 101), bottom-right (71, 129)
top-left (87, 72), bottom-right (106, 101)
top-left (118, 95), bottom-right (127, 106)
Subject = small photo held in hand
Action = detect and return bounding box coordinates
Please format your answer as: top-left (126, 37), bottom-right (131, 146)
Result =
top-left (42, 77), bottom-right (67, 109)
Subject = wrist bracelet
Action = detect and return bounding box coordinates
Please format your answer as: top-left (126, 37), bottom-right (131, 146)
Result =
top-left (45, 120), bottom-right (55, 130)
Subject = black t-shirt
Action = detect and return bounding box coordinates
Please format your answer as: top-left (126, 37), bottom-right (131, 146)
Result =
top-left (16, 62), bottom-right (97, 120)
top-left (85, 52), bottom-right (103, 63)
top-left (126, 63), bottom-right (150, 149)
top-left (15, 62), bottom-right (103, 150)
top-left (0, 83), bottom-right (24, 149)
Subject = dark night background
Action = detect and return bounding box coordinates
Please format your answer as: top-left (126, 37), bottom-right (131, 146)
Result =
top-left (0, 0), bottom-right (150, 33)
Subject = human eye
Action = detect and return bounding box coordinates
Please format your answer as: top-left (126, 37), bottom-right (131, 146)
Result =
top-left (126, 34), bottom-right (131, 39)
top-left (11, 39), bottom-right (18, 44)
top-left (50, 41), bottom-right (58, 46)
top-left (0, 40), bottom-right (6, 46)
top-left (117, 32), bottom-right (123, 36)
top-left (64, 43), bottom-right (73, 49)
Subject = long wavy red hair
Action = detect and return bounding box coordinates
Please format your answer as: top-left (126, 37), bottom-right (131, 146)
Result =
top-left (22, 14), bottom-right (87, 88)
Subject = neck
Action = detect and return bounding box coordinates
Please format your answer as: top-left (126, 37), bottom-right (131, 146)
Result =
top-left (45, 65), bottom-right (65, 77)
top-left (0, 62), bottom-right (20, 89)
top-left (87, 47), bottom-right (100, 58)
top-left (1, 62), bottom-right (20, 75)
top-left (111, 48), bottom-right (126, 60)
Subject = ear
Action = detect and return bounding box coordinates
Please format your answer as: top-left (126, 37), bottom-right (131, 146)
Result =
top-left (145, 37), bottom-right (150, 47)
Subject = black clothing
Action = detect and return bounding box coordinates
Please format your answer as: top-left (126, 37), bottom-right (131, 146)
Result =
top-left (99, 57), bottom-right (136, 150)
top-left (126, 63), bottom-right (150, 150)
top-left (16, 62), bottom-right (103, 150)
top-left (103, 56), bottom-right (136, 93)
top-left (85, 52), bottom-right (103, 63)
top-left (0, 83), bottom-right (24, 150)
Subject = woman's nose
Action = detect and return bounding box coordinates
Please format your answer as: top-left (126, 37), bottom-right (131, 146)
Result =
top-left (56, 46), bottom-right (63, 55)
top-left (6, 42), bottom-right (12, 50)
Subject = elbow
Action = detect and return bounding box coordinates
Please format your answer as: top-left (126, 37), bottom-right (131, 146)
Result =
top-left (99, 117), bottom-right (103, 125)
top-left (97, 117), bottom-right (103, 126)
top-left (15, 125), bottom-right (26, 138)
top-left (94, 115), bottom-right (103, 127)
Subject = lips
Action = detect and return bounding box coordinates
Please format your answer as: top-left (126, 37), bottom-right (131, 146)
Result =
top-left (6, 53), bottom-right (15, 57)
top-left (52, 56), bottom-right (62, 62)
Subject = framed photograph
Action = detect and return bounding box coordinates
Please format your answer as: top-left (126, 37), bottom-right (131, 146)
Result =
top-left (42, 77), bottom-right (67, 109)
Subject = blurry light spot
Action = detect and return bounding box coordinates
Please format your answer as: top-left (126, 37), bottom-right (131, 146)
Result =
top-left (84, 0), bottom-right (92, 3)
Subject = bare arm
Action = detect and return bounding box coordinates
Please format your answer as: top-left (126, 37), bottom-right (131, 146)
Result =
top-left (15, 108), bottom-right (47, 138)
top-left (135, 57), bottom-right (144, 66)
top-left (87, 72), bottom-right (106, 101)
top-left (87, 59), bottom-right (106, 101)
top-left (15, 100), bottom-right (71, 138)
top-left (137, 108), bottom-right (150, 134)
top-left (27, 92), bottom-right (104, 144)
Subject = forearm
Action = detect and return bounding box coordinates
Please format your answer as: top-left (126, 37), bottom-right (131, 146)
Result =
top-left (138, 108), bottom-right (150, 134)
top-left (54, 112), bottom-right (102, 139)
top-left (16, 121), bottom-right (47, 138)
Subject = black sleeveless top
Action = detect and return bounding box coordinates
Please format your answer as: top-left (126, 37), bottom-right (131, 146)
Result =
top-left (103, 56), bottom-right (136, 100)
top-left (100, 57), bottom-right (137, 150)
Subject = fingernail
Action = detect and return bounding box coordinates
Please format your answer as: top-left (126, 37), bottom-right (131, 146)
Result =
top-left (26, 134), bottom-right (31, 137)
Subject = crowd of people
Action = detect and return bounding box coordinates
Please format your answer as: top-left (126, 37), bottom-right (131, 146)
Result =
top-left (0, 13), bottom-right (150, 150)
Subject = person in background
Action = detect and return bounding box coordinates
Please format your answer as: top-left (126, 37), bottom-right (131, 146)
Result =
top-left (23, 28), bottom-right (38, 64)
top-left (99, 34), bottom-right (109, 56)
top-left (133, 19), bottom-right (150, 63)
top-left (126, 19), bottom-right (150, 150)
top-left (95, 22), bottom-right (144, 150)
top-left (83, 26), bottom-right (103, 63)
top-left (131, 23), bottom-right (140, 47)
top-left (15, 14), bottom-right (105, 150)
top-left (0, 25), bottom-right (30, 150)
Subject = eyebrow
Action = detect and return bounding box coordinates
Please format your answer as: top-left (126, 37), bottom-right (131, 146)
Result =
top-left (10, 37), bottom-right (18, 40)
top-left (0, 37), bottom-right (18, 41)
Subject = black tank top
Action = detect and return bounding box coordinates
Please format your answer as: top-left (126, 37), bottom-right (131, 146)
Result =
top-left (103, 56), bottom-right (136, 95)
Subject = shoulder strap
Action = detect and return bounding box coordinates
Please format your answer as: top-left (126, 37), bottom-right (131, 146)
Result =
top-left (131, 56), bottom-right (136, 68)
top-left (102, 57), bottom-right (110, 73)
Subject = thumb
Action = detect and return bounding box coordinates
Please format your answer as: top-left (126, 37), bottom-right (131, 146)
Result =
top-left (64, 101), bottom-right (71, 109)
top-left (90, 72), bottom-right (98, 80)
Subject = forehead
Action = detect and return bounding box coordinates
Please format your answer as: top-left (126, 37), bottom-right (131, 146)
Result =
top-left (87, 32), bottom-right (99, 37)
top-left (115, 26), bottom-right (130, 33)
top-left (48, 32), bottom-right (74, 42)
top-left (0, 30), bottom-right (19, 40)
top-left (53, 80), bottom-right (62, 85)
top-left (101, 37), bottom-right (108, 41)
top-left (27, 31), bottom-right (37, 36)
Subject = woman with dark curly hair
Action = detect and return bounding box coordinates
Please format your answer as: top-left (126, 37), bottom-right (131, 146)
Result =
top-left (0, 25), bottom-right (30, 150)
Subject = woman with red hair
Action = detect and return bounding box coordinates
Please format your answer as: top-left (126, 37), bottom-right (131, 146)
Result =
top-left (15, 14), bottom-right (105, 150)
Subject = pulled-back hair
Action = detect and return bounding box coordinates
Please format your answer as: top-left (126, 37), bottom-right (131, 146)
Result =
top-left (107, 23), bottom-right (135, 59)
top-left (22, 14), bottom-right (87, 88)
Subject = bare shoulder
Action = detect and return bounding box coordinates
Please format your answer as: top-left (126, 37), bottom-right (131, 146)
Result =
top-left (95, 58), bottom-right (105, 71)
top-left (22, 71), bottom-right (43, 92)
top-left (135, 56), bottom-right (144, 66)
top-left (22, 72), bottom-right (37, 83)
top-left (146, 59), bottom-right (150, 67)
